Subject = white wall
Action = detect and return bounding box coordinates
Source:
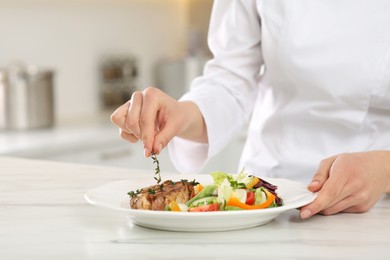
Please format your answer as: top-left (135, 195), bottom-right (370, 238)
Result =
top-left (0, 0), bottom-right (188, 122)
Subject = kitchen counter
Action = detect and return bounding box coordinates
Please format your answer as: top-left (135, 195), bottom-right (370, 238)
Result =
top-left (0, 115), bottom-right (245, 173)
top-left (0, 113), bottom-right (119, 157)
top-left (1, 157), bottom-right (390, 259)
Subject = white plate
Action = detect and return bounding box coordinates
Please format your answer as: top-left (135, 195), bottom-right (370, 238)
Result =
top-left (85, 175), bottom-right (316, 232)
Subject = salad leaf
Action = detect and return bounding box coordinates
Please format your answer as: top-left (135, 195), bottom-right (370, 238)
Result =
top-left (211, 171), bottom-right (246, 190)
top-left (217, 178), bottom-right (233, 204)
top-left (251, 176), bottom-right (283, 206)
top-left (254, 187), bottom-right (266, 205)
top-left (189, 196), bottom-right (218, 207)
top-left (235, 168), bottom-right (252, 185)
top-left (210, 171), bottom-right (229, 186)
top-left (186, 184), bottom-right (217, 207)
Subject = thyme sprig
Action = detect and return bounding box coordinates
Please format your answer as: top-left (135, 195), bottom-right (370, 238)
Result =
top-left (190, 179), bottom-right (200, 186)
top-left (151, 153), bottom-right (161, 185)
top-left (128, 189), bottom-right (141, 198)
top-left (127, 153), bottom-right (162, 198)
top-left (127, 154), bottom-right (199, 199)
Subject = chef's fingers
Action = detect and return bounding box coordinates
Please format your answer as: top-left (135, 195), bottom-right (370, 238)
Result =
top-left (300, 167), bottom-right (349, 219)
top-left (125, 91), bottom-right (143, 140)
top-left (110, 101), bottom-right (130, 130)
top-left (321, 189), bottom-right (374, 216)
top-left (120, 129), bottom-right (139, 143)
top-left (318, 195), bottom-right (359, 216)
top-left (308, 155), bottom-right (338, 192)
top-left (152, 120), bottom-right (179, 155)
top-left (140, 87), bottom-right (161, 157)
top-left (320, 182), bottom-right (380, 216)
top-left (341, 202), bottom-right (371, 214)
top-left (316, 179), bottom-right (364, 215)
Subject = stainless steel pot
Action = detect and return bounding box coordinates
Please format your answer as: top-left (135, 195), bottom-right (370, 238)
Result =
top-left (0, 65), bottom-right (55, 130)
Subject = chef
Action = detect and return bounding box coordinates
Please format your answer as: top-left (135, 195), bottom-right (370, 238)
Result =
top-left (111, 0), bottom-right (390, 219)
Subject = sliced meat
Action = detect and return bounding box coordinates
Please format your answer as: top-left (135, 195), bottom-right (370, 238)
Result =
top-left (130, 180), bottom-right (196, 211)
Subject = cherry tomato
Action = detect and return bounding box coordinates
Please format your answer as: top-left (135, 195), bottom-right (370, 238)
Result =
top-left (188, 203), bottom-right (220, 212)
top-left (246, 191), bottom-right (255, 205)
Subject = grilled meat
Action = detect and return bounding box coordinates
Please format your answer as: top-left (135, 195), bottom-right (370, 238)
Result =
top-left (130, 180), bottom-right (196, 211)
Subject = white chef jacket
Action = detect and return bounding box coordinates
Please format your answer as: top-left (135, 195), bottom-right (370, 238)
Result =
top-left (168, 0), bottom-right (390, 184)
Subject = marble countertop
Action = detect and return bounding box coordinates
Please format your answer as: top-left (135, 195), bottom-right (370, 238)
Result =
top-left (1, 157), bottom-right (390, 259)
top-left (0, 114), bottom-right (120, 157)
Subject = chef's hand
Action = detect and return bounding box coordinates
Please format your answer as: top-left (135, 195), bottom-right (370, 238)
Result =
top-left (300, 151), bottom-right (390, 219)
top-left (110, 87), bottom-right (207, 157)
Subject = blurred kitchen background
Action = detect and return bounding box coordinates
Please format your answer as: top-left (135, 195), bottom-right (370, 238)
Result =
top-left (0, 0), bottom-right (245, 174)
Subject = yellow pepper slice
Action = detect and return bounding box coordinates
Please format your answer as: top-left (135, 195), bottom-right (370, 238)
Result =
top-left (194, 184), bottom-right (204, 195)
top-left (246, 177), bottom-right (260, 189)
top-left (169, 201), bottom-right (181, 212)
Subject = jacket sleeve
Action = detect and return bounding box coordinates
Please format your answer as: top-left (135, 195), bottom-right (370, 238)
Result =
top-left (168, 0), bottom-right (263, 174)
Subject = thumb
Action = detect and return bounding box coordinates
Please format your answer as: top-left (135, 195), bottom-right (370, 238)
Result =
top-left (308, 155), bottom-right (337, 192)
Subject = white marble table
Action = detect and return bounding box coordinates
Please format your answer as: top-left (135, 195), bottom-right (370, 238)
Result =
top-left (1, 157), bottom-right (390, 259)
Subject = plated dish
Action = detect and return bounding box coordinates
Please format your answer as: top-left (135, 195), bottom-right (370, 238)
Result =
top-left (85, 174), bottom-right (316, 232)
top-left (127, 170), bottom-right (284, 212)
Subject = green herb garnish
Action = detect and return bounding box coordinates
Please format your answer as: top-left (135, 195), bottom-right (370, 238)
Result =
top-left (128, 152), bottom-right (199, 199)
top-left (151, 153), bottom-right (161, 185)
top-left (190, 179), bottom-right (200, 186)
top-left (127, 189), bottom-right (141, 198)
top-left (127, 153), bottom-right (162, 197)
